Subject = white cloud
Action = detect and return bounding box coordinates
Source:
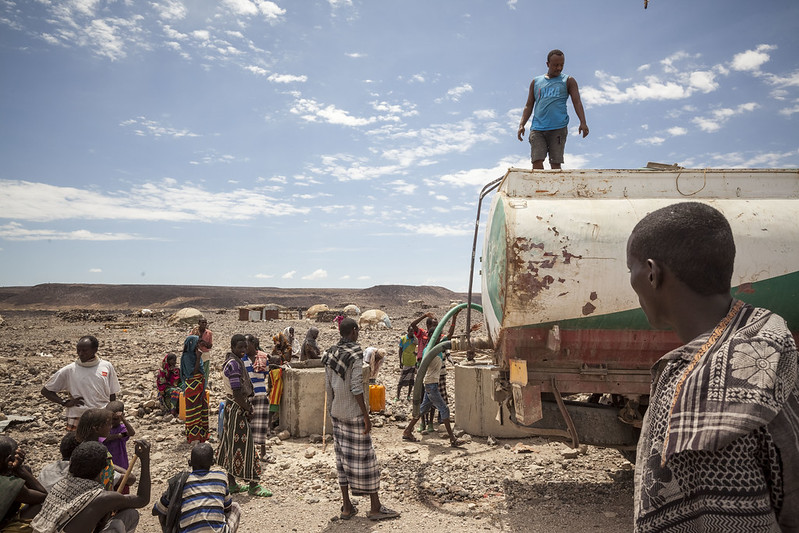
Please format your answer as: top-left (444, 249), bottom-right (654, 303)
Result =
top-left (223, 0), bottom-right (286, 20)
top-left (731, 44), bottom-right (776, 71)
top-left (0, 180), bottom-right (310, 223)
top-left (766, 70), bottom-right (799, 89)
top-left (636, 136), bottom-right (666, 146)
top-left (667, 126), bottom-right (687, 136)
top-left (329, 0), bottom-right (353, 7)
top-left (152, 0), bottom-right (187, 21)
top-left (281, 270), bottom-right (296, 279)
top-left (442, 83), bottom-right (473, 102)
top-left (692, 102), bottom-right (759, 133)
top-left (255, 273), bottom-right (274, 279)
top-left (779, 101), bottom-right (799, 117)
top-left (89, 268), bottom-right (103, 273)
top-left (388, 180), bottom-right (417, 195)
top-left (397, 222), bottom-right (471, 237)
top-left (120, 116), bottom-right (200, 138)
top-left (290, 97), bottom-right (377, 127)
top-left (582, 72), bottom-right (688, 106)
top-left (473, 109), bottom-right (496, 120)
top-left (357, 275), bottom-right (371, 280)
top-left (507, 0), bottom-right (517, 8)
top-left (245, 65), bottom-right (269, 76)
top-left (438, 157), bottom-right (526, 187)
top-left (688, 71), bottom-right (718, 93)
top-left (0, 222), bottom-right (145, 241)
top-left (268, 73), bottom-right (308, 83)
top-left (302, 269), bottom-right (328, 280)
top-left (340, 274), bottom-right (351, 280)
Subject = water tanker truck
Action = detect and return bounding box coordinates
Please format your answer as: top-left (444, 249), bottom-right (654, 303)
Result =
top-left (449, 166), bottom-right (799, 459)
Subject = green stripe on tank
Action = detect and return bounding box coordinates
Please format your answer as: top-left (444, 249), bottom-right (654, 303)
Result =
top-left (517, 270), bottom-right (799, 332)
top-left (485, 200), bottom-right (507, 324)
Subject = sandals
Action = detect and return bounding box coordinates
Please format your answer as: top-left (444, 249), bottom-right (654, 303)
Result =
top-left (401, 434), bottom-right (419, 442)
top-left (367, 505), bottom-right (400, 521)
top-left (229, 483), bottom-right (249, 494)
top-left (340, 505), bottom-right (358, 520)
top-left (248, 484), bottom-right (273, 497)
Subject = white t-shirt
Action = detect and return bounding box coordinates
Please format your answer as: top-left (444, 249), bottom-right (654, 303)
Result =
top-left (363, 347), bottom-right (377, 364)
top-left (44, 359), bottom-right (121, 419)
top-left (425, 355), bottom-right (443, 385)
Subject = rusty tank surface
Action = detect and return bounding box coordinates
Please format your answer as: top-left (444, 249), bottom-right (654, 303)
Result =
top-left (459, 166), bottom-right (799, 454)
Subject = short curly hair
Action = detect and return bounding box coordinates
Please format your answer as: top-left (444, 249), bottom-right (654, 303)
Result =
top-left (69, 441), bottom-right (108, 480)
top-left (628, 202), bottom-right (735, 295)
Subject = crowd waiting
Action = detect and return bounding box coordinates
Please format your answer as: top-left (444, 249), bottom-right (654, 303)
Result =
top-left (1, 308), bottom-right (479, 532)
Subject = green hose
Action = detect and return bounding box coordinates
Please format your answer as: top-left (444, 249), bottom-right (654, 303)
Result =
top-left (411, 302), bottom-right (484, 418)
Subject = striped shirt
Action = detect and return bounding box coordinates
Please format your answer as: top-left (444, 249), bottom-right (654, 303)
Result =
top-left (241, 354), bottom-right (267, 396)
top-left (154, 468), bottom-right (232, 533)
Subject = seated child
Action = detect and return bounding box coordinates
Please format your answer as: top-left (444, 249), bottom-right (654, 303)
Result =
top-left (0, 436), bottom-right (48, 531)
top-left (100, 401), bottom-right (136, 494)
top-left (152, 442), bottom-right (242, 533)
top-left (38, 432), bottom-right (80, 491)
top-left (76, 408), bottom-right (134, 492)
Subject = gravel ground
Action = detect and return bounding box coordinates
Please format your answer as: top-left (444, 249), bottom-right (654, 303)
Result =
top-left (0, 305), bottom-right (634, 532)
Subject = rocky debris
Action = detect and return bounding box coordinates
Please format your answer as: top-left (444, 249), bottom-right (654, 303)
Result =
top-left (56, 309), bottom-right (118, 322)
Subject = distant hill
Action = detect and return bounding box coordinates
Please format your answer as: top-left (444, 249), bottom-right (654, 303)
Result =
top-left (0, 283), bottom-right (481, 311)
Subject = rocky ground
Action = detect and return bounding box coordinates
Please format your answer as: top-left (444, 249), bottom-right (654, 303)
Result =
top-left (0, 300), bottom-right (635, 532)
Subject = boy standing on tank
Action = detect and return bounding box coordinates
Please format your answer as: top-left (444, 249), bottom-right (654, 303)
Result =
top-left (517, 49), bottom-right (588, 169)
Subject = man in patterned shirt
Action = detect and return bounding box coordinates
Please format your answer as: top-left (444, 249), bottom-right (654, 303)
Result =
top-left (323, 318), bottom-right (399, 522)
top-left (626, 202), bottom-right (798, 532)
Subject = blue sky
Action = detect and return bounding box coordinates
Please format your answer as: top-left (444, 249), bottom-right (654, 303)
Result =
top-left (1, 0), bottom-right (797, 291)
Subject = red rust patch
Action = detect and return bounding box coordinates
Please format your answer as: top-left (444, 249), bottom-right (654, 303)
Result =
top-left (582, 302), bottom-right (596, 315)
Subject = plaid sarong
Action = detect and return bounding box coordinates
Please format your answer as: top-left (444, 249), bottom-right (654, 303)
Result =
top-left (250, 395), bottom-right (270, 445)
top-left (332, 416), bottom-right (380, 494)
top-left (185, 372), bottom-right (208, 443)
top-left (216, 400), bottom-right (261, 482)
top-left (398, 366), bottom-right (416, 388)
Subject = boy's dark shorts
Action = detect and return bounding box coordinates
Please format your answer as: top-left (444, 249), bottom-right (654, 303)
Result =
top-left (529, 126), bottom-right (568, 165)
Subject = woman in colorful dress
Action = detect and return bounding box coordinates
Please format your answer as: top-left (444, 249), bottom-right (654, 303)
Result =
top-left (156, 353), bottom-right (181, 416)
top-left (180, 335), bottom-right (208, 443)
top-left (216, 334), bottom-right (270, 497)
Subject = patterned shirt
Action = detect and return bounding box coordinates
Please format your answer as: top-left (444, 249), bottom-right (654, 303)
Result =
top-left (634, 302), bottom-right (799, 532)
top-left (324, 341), bottom-right (365, 420)
top-left (154, 469), bottom-right (232, 533)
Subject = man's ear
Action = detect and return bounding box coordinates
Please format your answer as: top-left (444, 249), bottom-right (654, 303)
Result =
top-left (647, 259), bottom-right (664, 289)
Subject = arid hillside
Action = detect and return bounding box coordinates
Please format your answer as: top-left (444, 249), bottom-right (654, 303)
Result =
top-left (0, 283), bottom-right (480, 311)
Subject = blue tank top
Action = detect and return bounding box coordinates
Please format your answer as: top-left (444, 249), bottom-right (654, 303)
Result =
top-left (531, 73), bottom-right (569, 131)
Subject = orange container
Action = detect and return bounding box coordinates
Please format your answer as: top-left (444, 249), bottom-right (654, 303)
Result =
top-left (178, 390), bottom-right (211, 421)
top-left (369, 384), bottom-right (385, 412)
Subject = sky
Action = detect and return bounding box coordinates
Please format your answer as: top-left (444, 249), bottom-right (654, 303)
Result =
top-left (0, 0), bottom-right (797, 292)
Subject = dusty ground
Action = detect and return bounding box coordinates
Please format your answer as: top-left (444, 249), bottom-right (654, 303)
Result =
top-left (0, 298), bottom-right (634, 532)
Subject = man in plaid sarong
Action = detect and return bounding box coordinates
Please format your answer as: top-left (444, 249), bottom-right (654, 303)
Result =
top-left (323, 318), bottom-right (400, 522)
